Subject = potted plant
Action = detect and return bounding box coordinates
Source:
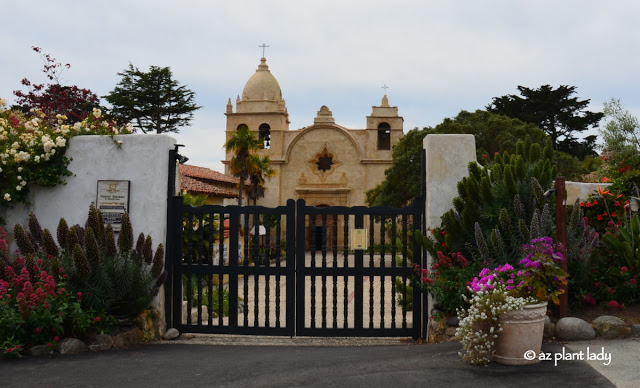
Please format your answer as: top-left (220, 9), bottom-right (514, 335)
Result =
top-left (456, 237), bottom-right (568, 365)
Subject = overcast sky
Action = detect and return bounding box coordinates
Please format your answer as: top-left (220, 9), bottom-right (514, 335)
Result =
top-left (2, 1), bottom-right (639, 172)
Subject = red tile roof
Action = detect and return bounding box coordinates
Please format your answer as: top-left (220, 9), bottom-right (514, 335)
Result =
top-left (179, 164), bottom-right (238, 184)
top-left (180, 175), bottom-right (238, 198)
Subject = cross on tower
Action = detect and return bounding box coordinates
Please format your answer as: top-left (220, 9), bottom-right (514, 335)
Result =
top-left (382, 84), bottom-right (389, 94)
top-left (259, 43), bottom-right (270, 57)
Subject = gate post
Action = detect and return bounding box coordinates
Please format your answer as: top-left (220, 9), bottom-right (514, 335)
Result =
top-left (165, 147), bottom-right (177, 330)
top-left (295, 199), bottom-right (306, 336)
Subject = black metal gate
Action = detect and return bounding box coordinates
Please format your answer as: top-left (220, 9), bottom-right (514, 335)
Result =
top-left (165, 196), bottom-right (424, 338)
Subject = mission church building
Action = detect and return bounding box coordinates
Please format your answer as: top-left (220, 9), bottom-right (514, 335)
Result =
top-left (222, 56), bottom-right (404, 210)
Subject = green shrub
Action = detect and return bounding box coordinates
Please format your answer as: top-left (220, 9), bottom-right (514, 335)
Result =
top-left (53, 205), bottom-right (167, 317)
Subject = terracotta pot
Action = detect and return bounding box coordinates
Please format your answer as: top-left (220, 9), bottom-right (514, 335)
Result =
top-left (493, 301), bottom-right (547, 365)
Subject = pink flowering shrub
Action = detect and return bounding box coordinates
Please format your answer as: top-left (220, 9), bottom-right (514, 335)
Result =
top-left (0, 226), bottom-right (111, 358)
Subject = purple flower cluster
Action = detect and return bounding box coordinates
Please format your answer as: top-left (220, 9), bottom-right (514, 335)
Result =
top-left (469, 263), bottom-right (524, 293)
top-left (520, 237), bottom-right (564, 269)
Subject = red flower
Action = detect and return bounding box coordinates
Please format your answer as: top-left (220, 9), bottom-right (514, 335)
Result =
top-left (608, 287), bottom-right (615, 294)
top-left (77, 292), bottom-right (82, 297)
top-left (483, 154), bottom-right (488, 159)
top-left (35, 327), bottom-right (42, 334)
top-left (614, 201), bottom-right (621, 207)
top-left (597, 215), bottom-right (603, 221)
top-left (631, 279), bottom-right (637, 285)
top-left (47, 343), bottom-right (53, 348)
top-left (94, 316), bottom-right (101, 322)
top-left (621, 266), bottom-right (629, 273)
top-left (580, 202), bottom-right (585, 207)
top-left (607, 300), bottom-right (620, 310)
top-left (53, 336), bottom-right (59, 342)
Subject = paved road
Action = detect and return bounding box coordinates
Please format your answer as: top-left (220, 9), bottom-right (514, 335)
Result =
top-left (0, 340), bottom-right (615, 388)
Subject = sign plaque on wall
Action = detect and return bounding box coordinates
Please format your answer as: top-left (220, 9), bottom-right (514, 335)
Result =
top-left (96, 180), bottom-right (130, 231)
top-left (351, 228), bottom-right (368, 251)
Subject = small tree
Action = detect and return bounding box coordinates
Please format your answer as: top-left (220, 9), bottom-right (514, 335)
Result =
top-left (600, 99), bottom-right (640, 175)
top-left (104, 64), bottom-right (201, 134)
top-left (224, 125), bottom-right (262, 205)
top-left (487, 85), bottom-right (604, 159)
top-left (13, 47), bottom-right (101, 124)
top-left (247, 155), bottom-right (277, 206)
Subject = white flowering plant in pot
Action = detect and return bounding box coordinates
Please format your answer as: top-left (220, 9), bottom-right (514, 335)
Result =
top-left (456, 237), bottom-right (569, 365)
top-left (0, 98), bottom-right (133, 207)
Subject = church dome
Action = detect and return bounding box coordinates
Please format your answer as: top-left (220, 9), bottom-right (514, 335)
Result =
top-left (242, 57), bottom-right (282, 101)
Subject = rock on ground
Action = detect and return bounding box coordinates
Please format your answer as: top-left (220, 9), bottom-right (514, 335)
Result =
top-left (59, 338), bottom-right (87, 355)
top-left (163, 328), bottom-right (180, 340)
top-left (556, 317), bottom-right (595, 341)
top-left (591, 316), bottom-right (629, 339)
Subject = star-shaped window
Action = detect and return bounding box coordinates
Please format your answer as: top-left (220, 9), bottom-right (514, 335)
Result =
top-left (316, 154), bottom-right (334, 172)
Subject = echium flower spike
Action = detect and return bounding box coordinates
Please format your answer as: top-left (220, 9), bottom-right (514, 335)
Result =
top-left (151, 244), bottom-right (164, 278)
top-left (474, 222), bottom-right (491, 261)
top-left (513, 155), bottom-right (526, 181)
top-left (118, 213), bottom-right (133, 254)
top-left (66, 225), bottom-right (80, 251)
top-left (529, 209), bottom-right (541, 240)
top-left (96, 209), bottom-right (105, 243)
top-left (73, 243), bottom-right (91, 281)
top-left (143, 235), bottom-right (153, 265)
top-left (136, 233), bottom-right (145, 256)
top-left (85, 203), bottom-right (103, 246)
top-left (42, 228), bottom-right (59, 257)
top-left (512, 194), bottom-right (525, 220)
top-left (104, 224), bottom-right (117, 257)
top-left (503, 165), bottom-right (517, 198)
top-left (28, 212), bottom-right (44, 247)
top-left (57, 218), bottom-right (69, 248)
top-left (49, 255), bottom-right (61, 282)
top-left (531, 177), bottom-right (545, 211)
top-left (85, 227), bottom-right (101, 265)
top-left (14, 223), bottom-right (35, 255)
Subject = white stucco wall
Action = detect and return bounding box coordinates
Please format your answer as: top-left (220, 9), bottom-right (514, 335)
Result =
top-left (2, 134), bottom-right (176, 247)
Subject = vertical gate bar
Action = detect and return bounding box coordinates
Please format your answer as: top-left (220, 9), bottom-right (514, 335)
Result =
top-left (321, 213), bottom-right (327, 329)
top-left (275, 213), bottom-right (282, 328)
top-left (379, 215), bottom-right (386, 328)
top-left (228, 208), bottom-right (240, 328)
top-left (391, 214), bottom-right (396, 327)
top-left (295, 199), bottom-right (306, 335)
top-left (171, 196), bottom-right (184, 329)
top-left (265, 215), bottom-right (271, 327)
top-left (165, 149), bottom-right (177, 330)
top-left (354, 212), bottom-right (364, 332)
top-left (243, 213), bottom-right (250, 327)
top-left (253, 213), bottom-right (260, 327)
top-left (186, 212), bottom-right (194, 326)
top-left (310, 210), bottom-right (316, 329)
top-left (286, 200), bottom-right (295, 336)
top-left (197, 214), bottom-right (204, 325)
top-left (368, 215), bottom-right (374, 329)
top-left (343, 213), bottom-right (349, 328)
top-left (402, 213), bottom-right (408, 330)
top-left (332, 214), bottom-right (338, 329)
top-left (218, 212), bottom-right (225, 327)
top-left (413, 198), bottom-right (425, 340)
top-left (207, 212), bottom-right (214, 326)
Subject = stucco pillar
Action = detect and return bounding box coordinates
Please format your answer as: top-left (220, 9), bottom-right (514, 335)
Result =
top-left (423, 134), bottom-right (476, 332)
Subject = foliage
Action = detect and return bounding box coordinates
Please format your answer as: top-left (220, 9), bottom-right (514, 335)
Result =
top-left (182, 193), bottom-right (219, 264)
top-left (587, 99), bottom-right (640, 182)
top-left (104, 64), bottom-right (201, 134)
top-left (183, 274), bottom-right (235, 317)
top-left (413, 244), bottom-right (480, 314)
top-left (52, 205), bottom-right (167, 317)
top-left (421, 139), bottom-right (557, 266)
top-left (367, 111), bottom-right (552, 207)
top-left (224, 124), bottom-right (262, 205)
top-left (247, 155), bottom-right (277, 205)
top-left (366, 127), bottom-right (430, 207)
top-left (0, 226), bottom-right (113, 357)
top-left (12, 47), bottom-right (101, 124)
top-left (487, 85), bottom-right (604, 159)
top-left (0, 100), bottom-right (133, 207)
top-left (433, 110), bottom-right (547, 164)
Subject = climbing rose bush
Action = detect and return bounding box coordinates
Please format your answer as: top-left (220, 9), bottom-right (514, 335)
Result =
top-left (0, 98), bottom-right (133, 206)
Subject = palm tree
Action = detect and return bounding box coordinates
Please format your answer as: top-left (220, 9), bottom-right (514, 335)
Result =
top-left (224, 125), bottom-right (261, 205)
top-left (247, 155), bottom-right (277, 206)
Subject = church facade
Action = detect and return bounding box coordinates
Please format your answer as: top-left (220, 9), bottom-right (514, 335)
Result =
top-left (222, 56), bottom-right (404, 211)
